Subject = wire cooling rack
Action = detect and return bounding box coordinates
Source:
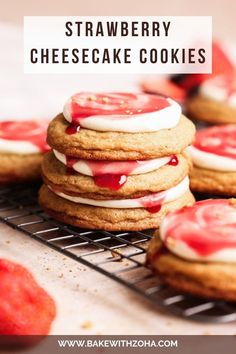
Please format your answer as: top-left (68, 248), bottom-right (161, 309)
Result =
top-left (0, 183), bottom-right (236, 324)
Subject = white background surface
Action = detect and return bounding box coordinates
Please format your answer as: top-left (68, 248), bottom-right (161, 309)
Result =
top-left (0, 22), bottom-right (141, 121)
top-left (0, 21), bottom-right (236, 334)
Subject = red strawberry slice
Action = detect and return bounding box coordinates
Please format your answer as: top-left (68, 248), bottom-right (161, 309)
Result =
top-left (0, 259), bottom-right (56, 336)
top-left (141, 77), bottom-right (186, 104)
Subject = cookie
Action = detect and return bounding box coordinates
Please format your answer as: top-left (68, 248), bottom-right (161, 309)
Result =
top-left (47, 93), bottom-right (195, 160)
top-left (39, 184), bottom-right (195, 231)
top-left (188, 125), bottom-right (236, 196)
top-left (147, 199), bottom-right (236, 301)
top-left (42, 151), bottom-right (190, 199)
top-left (187, 75), bottom-right (236, 124)
top-left (0, 121), bottom-right (49, 183)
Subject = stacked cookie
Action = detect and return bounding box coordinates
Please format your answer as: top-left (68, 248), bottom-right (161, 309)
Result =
top-left (39, 92), bottom-right (195, 231)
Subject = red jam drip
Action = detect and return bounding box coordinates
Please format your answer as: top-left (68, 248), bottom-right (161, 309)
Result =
top-left (164, 199), bottom-right (236, 256)
top-left (65, 92), bottom-right (170, 134)
top-left (194, 125), bottom-right (236, 160)
top-left (168, 155), bottom-right (178, 166)
top-left (139, 192), bottom-right (165, 214)
top-left (94, 174), bottom-right (127, 190)
top-left (0, 121), bottom-right (49, 152)
top-left (65, 122), bottom-right (80, 135)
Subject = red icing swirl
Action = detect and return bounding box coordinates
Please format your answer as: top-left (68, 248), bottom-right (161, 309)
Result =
top-left (0, 121), bottom-right (50, 152)
top-left (163, 199), bottom-right (236, 256)
top-left (65, 92), bottom-right (170, 134)
top-left (193, 125), bottom-right (236, 160)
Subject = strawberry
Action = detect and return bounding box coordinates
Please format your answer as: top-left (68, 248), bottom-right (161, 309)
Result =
top-left (141, 77), bottom-right (187, 104)
top-left (0, 259), bottom-right (56, 335)
top-left (171, 41), bottom-right (235, 92)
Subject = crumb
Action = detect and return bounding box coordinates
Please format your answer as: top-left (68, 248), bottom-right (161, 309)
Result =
top-left (81, 321), bottom-right (93, 330)
top-left (59, 273), bottom-right (64, 278)
top-left (69, 270), bottom-right (72, 272)
top-left (46, 267), bottom-right (50, 271)
top-left (111, 249), bottom-right (122, 261)
top-left (5, 240), bottom-right (10, 244)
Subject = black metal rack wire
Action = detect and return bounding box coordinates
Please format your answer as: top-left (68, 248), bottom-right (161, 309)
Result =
top-left (0, 183), bottom-right (236, 323)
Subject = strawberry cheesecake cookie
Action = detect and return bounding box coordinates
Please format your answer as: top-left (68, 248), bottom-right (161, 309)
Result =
top-left (187, 75), bottom-right (236, 124)
top-left (188, 125), bottom-right (236, 196)
top-left (47, 93), bottom-right (195, 160)
top-left (0, 120), bottom-right (49, 183)
top-left (40, 92), bottom-right (195, 231)
top-left (147, 199), bottom-right (236, 301)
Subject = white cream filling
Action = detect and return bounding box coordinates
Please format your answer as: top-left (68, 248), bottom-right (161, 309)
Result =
top-left (53, 149), bottom-right (171, 176)
top-left (160, 217), bottom-right (236, 263)
top-left (63, 97), bottom-right (181, 133)
top-left (49, 176), bottom-right (189, 209)
top-left (187, 145), bottom-right (236, 172)
top-left (0, 139), bottom-right (41, 154)
top-left (200, 78), bottom-right (236, 108)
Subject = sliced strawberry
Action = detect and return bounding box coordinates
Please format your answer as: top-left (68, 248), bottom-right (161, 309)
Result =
top-left (171, 41), bottom-right (235, 92)
top-left (141, 77), bottom-right (186, 104)
top-left (0, 259), bottom-right (56, 336)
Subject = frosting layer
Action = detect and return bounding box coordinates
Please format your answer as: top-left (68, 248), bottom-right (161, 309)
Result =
top-left (160, 199), bottom-right (236, 263)
top-left (53, 149), bottom-right (172, 176)
top-left (49, 176), bottom-right (189, 210)
top-left (63, 92), bottom-right (181, 133)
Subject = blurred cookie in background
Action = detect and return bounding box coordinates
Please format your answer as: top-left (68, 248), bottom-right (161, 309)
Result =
top-left (0, 120), bottom-right (50, 183)
top-left (187, 75), bottom-right (236, 125)
top-left (141, 76), bottom-right (186, 105)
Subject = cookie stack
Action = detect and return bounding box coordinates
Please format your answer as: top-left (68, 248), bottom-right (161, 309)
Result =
top-left (39, 92), bottom-right (195, 231)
